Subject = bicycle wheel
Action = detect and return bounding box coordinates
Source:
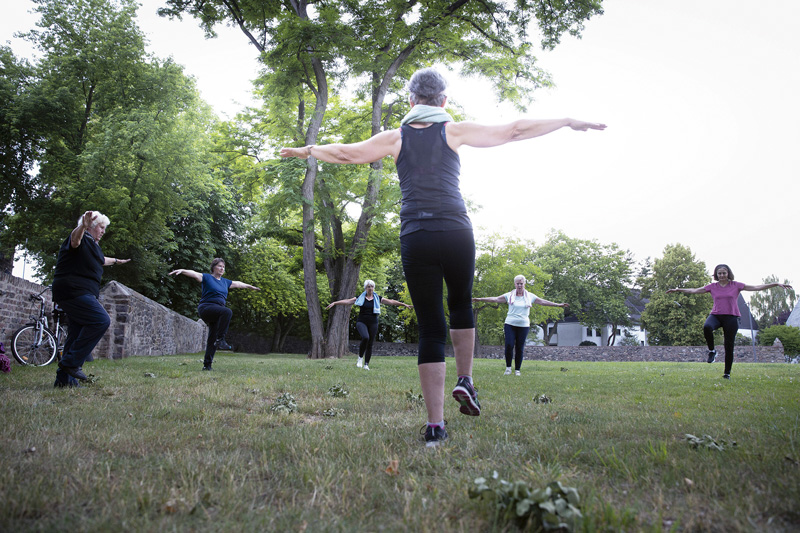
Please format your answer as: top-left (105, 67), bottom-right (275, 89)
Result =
top-left (11, 324), bottom-right (58, 366)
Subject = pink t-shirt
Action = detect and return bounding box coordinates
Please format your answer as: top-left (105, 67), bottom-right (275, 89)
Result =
top-left (704, 281), bottom-right (745, 316)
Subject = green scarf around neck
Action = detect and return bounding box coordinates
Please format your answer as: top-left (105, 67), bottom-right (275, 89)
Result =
top-left (400, 104), bottom-right (454, 126)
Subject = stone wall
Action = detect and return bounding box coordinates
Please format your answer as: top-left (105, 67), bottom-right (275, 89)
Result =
top-left (96, 281), bottom-right (206, 359)
top-left (0, 272), bottom-right (54, 350)
top-left (0, 273), bottom-right (205, 359)
top-left (271, 336), bottom-right (785, 363)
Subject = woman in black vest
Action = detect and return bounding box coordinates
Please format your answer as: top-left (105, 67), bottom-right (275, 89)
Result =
top-left (281, 69), bottom-right (605, 446)
top-left (52, 211), bottom-right (130, 387)
top-left (327, 279), bottom-right (412, 370)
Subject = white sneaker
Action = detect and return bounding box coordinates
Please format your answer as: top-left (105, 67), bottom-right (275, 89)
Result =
top-left (363, 364), bottom-right (370, 370)
top-left (515, 370), bottom-right (521, 376)
top-left (503, 367), bottom-right (512, 375)
top-left (356, 357), bottom-right (364, 368)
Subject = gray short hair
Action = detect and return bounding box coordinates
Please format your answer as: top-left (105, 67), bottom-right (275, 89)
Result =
top-left (408, 68), bottom-right (447, 107)
top-left (77, 211), bottom-right (110, 229)
top-left (363, 279), bottom-right (376, 290)
top-left (514, 275), bottom-right (527, 284)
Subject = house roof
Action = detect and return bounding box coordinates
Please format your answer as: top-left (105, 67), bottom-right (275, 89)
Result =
top-left (738, 294), bottom-right (759, 331)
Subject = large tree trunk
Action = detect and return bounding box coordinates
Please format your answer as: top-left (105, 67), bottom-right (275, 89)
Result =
top-left (301, 56), bottom-right (329, 359)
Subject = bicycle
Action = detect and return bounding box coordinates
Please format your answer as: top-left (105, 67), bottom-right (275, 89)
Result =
top-left (11, 287), bottom-right (68, 367)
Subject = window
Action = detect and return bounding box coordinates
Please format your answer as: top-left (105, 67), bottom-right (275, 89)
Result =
top-left (586, 328), bottom-right (593, 336)
top-left (595, 329), bottom-right (601, 337)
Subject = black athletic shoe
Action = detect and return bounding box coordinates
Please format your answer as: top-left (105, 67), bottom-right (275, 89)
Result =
top-left (215, 339), bottom-right (233, 351)
top-left (707, 350), bottom-right (717, 363)
top-left (202, 365), bottom-right (213, 371)
top-left (58, 362), bottom-right (88, 381)
top-left (452, 377), bottom-right (481, 416)
top-left (723, 374), bottom-right (730, 380)
top-left (421, 424), bottom-right (448, 448)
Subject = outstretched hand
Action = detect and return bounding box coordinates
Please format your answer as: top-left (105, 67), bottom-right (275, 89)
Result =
top-left (116, 258), bottom-right (131, 265)
top-left (569, 120), bottom-right (606, 131)
top-left (81, 210), bottom-right (96, 229)
top-left (280, 147), bottom-right (309, 159)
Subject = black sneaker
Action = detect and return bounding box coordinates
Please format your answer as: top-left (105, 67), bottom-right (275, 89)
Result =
top-left (215, 339), bottom-right (233, 351)
top-left (420, 424), bottom-right (448, 448)
top-left (452, 377), bottom-right (481, 416)
top-left (202, 365), bottom-right (213, 371)
top-left (707, 350), bottom-right (717, 363)
top-left (58, 362), bottom-right (88, 381)
top-left (723, 374), bottom-right (730, 380)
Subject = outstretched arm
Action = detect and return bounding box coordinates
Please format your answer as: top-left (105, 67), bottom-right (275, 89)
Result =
top-left (169, 268), bottom-right (203, 282)
top-left (230, 281), bottom-right (260, 290)
top-left (280, 129), bottom-right (401, 165)
top-left (446, 118), bottom-right (606, 150)
top-left (380, 298), bottom-right (413, 309)
top-left (326, 297), bottom-right (357, 310)
top-left (533, 298), bottom-right (569, 308)
top-left (472, 295), bottom-right (507, 304)
top-left (741, 282), bottom-right (793, 291)
top-left (666, 287), bottom-right (706, 295)
top-left (103, 257), bottom-right (131, 266)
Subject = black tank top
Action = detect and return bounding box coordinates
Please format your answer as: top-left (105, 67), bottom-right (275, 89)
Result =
top-left (396, 123), bottom-right (472, 236)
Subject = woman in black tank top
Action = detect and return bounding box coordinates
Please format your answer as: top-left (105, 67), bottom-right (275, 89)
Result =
top-left (327, 280), bottom-right (413, 370)
top-left (281, 68), bottom-right (605, 447)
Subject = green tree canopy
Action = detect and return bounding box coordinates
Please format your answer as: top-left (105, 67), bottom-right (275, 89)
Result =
top-left (1, 0), bottom-right (245, 318)
top-left (749, 275), bottom-right (796, 328)
top-left (640, 243), bottom-right (711, 346)
top-left (533, 230), bottom-right (633, 345)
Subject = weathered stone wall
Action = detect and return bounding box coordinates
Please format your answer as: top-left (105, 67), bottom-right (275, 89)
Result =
top-left (96, 281), bottom-right (206, 359)
top-left (0, 273), bottom-right (205, 359)
top-left (269, 335), bottom-right (785, 363)
top-left (0, 272), bottom-right (54, 350)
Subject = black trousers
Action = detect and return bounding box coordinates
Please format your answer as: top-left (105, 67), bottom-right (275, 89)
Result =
top-left (400, 229), bottom-right (475, 365)
top-left (703, 314), bottom-right (739, 374)
top-left (504, 323), bottom-right (529, 370)
top-left (356, 318), bottom-right (378, 364)
top-left (198, 303), bottom-right (233, 367)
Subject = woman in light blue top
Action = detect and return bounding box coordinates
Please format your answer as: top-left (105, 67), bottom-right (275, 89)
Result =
top-left (473, 275), bottom-right (568, 376)
top-left (327, 280), bottom-right (412, 370)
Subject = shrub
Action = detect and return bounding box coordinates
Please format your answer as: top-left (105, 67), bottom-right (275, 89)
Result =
top-left (579, 341), bottom-right (597, 346)
top-left (759, 325), bottom-right (800, 356)
top-left (469, 472), bottom-right (582, 532)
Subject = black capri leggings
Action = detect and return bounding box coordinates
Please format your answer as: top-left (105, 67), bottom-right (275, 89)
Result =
top-left (356, 318), bottom-right (379, 364)
top-left (703, 314), bottom-right (739, 375)
top-left (400, 229), bottom-right (475, 365)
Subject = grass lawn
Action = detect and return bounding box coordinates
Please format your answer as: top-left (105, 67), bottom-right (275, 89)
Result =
top-left (1, 353), bottom-right (798, 532)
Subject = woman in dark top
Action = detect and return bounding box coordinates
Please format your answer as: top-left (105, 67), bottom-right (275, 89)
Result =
top-left (281, 68), bottom-right (605, 446)
top-left (169, 258), bottom-right (260, 371)
top-left (326, 279), bottom-right (413, 370)
top-left (53, 210), bottom-right (130, 387)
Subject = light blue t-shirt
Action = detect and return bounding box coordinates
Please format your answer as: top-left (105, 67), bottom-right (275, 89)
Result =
top-left (504, 290), bottom-right (538, 327)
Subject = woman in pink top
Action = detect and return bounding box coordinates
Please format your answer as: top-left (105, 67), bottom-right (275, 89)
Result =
top-left (667, 264), bottom-right (792, 379)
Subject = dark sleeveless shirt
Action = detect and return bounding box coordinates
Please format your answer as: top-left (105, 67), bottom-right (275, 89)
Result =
top-left (395, 123), bottom-right (472, 236)
top-left (52, 232), bottom-right (105, 302)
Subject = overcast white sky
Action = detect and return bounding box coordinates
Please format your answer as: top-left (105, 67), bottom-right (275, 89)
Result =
top-left (5, 0), bottom-right (799, 288)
